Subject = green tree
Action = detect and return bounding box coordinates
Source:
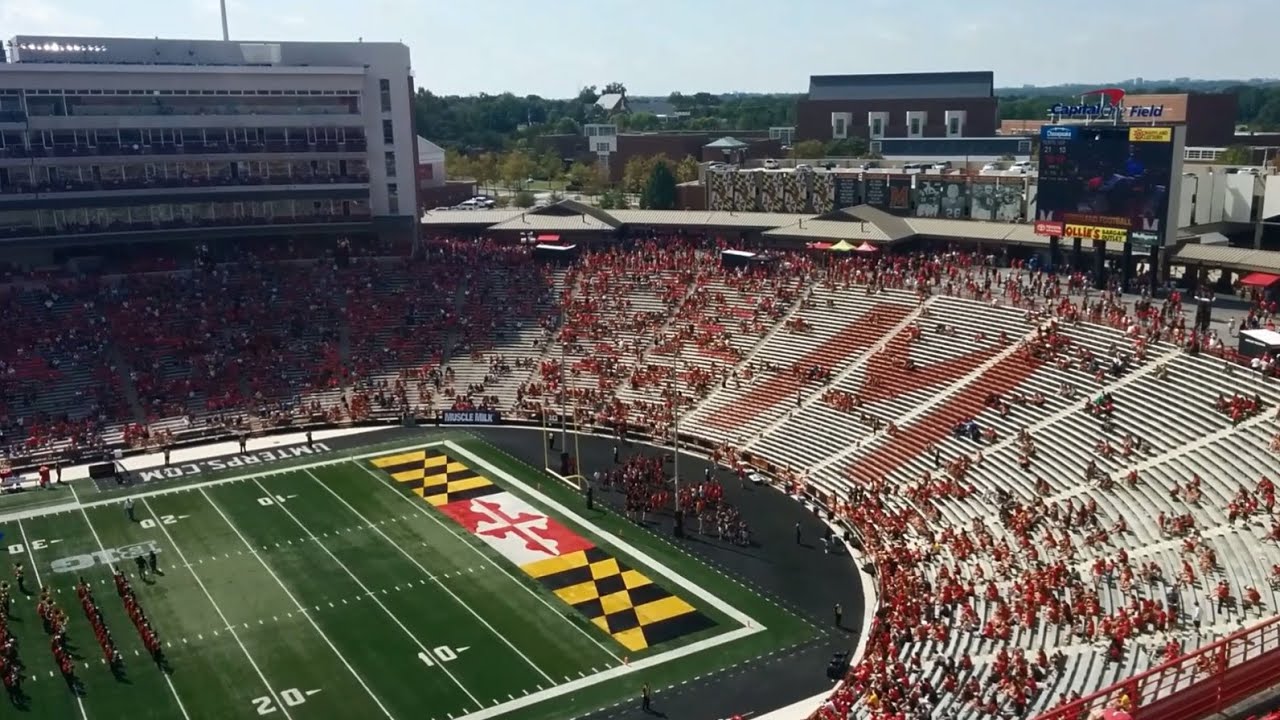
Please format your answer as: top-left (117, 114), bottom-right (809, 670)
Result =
top-left (1218, 145), bottom-right (1252, 165)
top-left (602, 82), bottom-right (627, 96)
top-left (512, 190), bottom-right (536, 208)
top-left (444, 147), bottom-right (473, 180)
top-left (597, 188), bottom-right (627, 209)
top-left (640, 160), bottom-right (677, 210)
top-left (552, 117), bottom-right (581, 135)
top-left (500, 150), bottom-right (535, 189)
top-left (825, 138), bottom-right (868, 157)
top-left (675, 155), bottom-right (701, 183)
top-left (566, 162), bottom-right (595, 190)
top-left (621, 155), bottom-right (654, 194)
top-left (537, 150), bottom-right (564, 182)
top-left (473, 153), bottom-right (499, 191)
top-left (791, 139), bottom-right (825, 159)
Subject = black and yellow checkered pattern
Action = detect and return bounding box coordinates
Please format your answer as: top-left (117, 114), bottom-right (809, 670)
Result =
top-left (522, 547), bottom-right (716, 652)
top-left (370, 449), bottom-right (498, 507)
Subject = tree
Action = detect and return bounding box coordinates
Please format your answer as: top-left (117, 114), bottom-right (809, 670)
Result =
top-left (602, 82), bottom-right (627, 97)
top-left (537, 149), bottom-right (564, 182)
top-left (566, 162), bottom-right (595, 191)
top-left (500, 150), bottom-right (535, 189)
top-left (825, 138), bottom-right (868, 157)
top-left (444, 147), bottom-right (473, 180)
top-left (512, 190), bottom-right (536, 208)
top-left (621, 155), bottom-right (651, 194)
top-left (791, 140), bottom-right (825, 160)
top-left (598, 188), bottom-right (627, 209)
top-left (575, 86), bottom-right (600, 106)
top-left (1218, 145), bottom-right (1252, 165)
top-left (675, 155), bottom-right (701, 183)
top-left (552, 117), bottom-right (581, 135)
top-left (640, 160), bottom-right (677, 210)
top-left (472, 153), bottom-right (499, 191)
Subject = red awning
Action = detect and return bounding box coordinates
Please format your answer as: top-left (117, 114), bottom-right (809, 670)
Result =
top-left (854, 241), bottom-right (880, 253)
top-left (536, 234), bottom-right (561, 242)
top-left (806, 242), bottom-right (834, 250)
top-left (1240, 272), bottom-right (1280, 287)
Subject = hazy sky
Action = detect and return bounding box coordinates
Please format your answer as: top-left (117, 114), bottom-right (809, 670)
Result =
top-left (3, 0), bottom-right (1278, 97)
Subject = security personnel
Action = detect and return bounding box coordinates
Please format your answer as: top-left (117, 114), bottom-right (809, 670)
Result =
top-left (641, 682), bottom-right (651, 713)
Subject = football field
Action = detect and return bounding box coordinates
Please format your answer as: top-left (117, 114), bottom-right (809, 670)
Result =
top-left (0, 437), bottom-right (812, 719)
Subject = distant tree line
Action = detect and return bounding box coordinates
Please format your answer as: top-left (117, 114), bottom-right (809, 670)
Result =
top-left (416, 81), bottom-right (1280, 154)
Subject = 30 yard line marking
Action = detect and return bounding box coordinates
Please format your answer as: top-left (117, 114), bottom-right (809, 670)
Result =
top-left (139, 498), bottom-right (279, 720)
top-left (245, 478), bottom-right (484, 709)
top-left (350, 460), bottom-right (623, 663)
top-left (69, 486), bottom-right (192, 720)
top-left (18, 519), bottom-right (91, 720)
top-left (304, 469), bottom-right (556, 684)
top-left (195, 489), bottom-right (397, 719)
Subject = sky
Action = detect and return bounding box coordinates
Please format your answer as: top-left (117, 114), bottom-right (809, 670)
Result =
top-left (2, 0), bottom-right (1278, 98)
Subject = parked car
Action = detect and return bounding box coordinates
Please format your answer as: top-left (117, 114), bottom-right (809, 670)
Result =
top-left (762, 159), bottom-right (781, 170)
top-left (795, 163), bottom-right (814, 173)
top-left (858, 161), bottom-right (879, 170)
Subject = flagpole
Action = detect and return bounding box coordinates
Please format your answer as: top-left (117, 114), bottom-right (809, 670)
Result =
top-left (541, 400), bottom-right (549, 473)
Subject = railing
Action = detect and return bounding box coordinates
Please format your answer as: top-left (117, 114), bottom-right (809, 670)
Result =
top-left (1034, 613), bottom-right (1280, 720)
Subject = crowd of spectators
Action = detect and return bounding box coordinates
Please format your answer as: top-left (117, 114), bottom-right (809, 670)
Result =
top-left (1, 235), bottom-right (1279, 719)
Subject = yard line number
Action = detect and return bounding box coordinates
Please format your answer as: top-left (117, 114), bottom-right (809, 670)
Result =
top-left (252, 688), bottom-right (321, 715)
top-left (8, 538), bottom-right (61, 554)
top-left (418, 646), bottom-right (468, 666)
top-left (49, 541), bottom-right (162, 574)
top-left (138, 514), bottom-right (187, 529)
top-left (257, 495), bottom-right (298, 506)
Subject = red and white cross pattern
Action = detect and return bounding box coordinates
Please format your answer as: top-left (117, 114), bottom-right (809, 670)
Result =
top-left (438, 491), bottom-right (595, 566)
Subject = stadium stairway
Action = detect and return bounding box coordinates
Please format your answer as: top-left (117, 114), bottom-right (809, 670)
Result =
top-left (742, 295), bottom-right (936, 446)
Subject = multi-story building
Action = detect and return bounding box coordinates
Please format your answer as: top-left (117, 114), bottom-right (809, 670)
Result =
top-left (0, 35), bottom-right (417, 247)
top-left (795, 71), bottom-right (999, 143)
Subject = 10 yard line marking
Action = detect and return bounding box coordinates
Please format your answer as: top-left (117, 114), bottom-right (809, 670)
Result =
top-left (350, 461), bottom-right (623, 663)
top-left (69, 486), bottom-right (192, 720)
top-left (18, 519), bottom-right (91, 720)
top-left (303, 469), bottom-right (556, 684)
top-left (140, 498), bottom-right (280, 720)
top-left (196, 489), bottom-right (396, 720)
top-left (247, 477), bottom-right (483, 709)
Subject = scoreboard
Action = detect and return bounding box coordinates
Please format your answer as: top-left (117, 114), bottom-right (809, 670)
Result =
top-left (1034, 124), bottom-right (1182, 248)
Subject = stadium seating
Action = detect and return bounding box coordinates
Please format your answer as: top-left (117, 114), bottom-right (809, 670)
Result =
top-left (2, 238), bottom-right (1279, 719)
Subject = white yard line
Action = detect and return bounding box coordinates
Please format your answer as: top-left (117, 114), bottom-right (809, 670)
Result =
top-left (349, 460), bottom-right (623, 663)
top-left (246, 477), bottom-right (483, 710)
top-left (302, 468), bottom-right (557, 684)
top-left (195, 488), bottom-right (397, 720)
top-left (69, 494), bottom-right (192, 720)
top-left (19, 519), bottom-right (91, 720)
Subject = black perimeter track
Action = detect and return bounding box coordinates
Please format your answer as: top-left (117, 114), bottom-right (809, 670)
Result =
top-left (116, 425), bottom-right (865, 719)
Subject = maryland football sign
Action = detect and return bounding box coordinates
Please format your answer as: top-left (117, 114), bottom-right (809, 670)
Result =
top-left (370, 449), bottom-right (715, 652)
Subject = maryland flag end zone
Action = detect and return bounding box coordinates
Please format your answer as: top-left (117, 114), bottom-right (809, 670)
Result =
top-left (371, 449), bottom-right (715, 652)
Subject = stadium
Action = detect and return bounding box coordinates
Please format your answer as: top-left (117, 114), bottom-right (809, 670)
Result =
top-left (1, 28), bottom-right (1280, 720)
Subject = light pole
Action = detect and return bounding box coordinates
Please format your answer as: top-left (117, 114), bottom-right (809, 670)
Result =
top-left (671, 346), bottom-right (682, 513)
top-left (559, 307), bottom-right (568, 449)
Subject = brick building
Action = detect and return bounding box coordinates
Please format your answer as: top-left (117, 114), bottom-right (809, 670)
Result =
top-left (795, 71), bottom-right (998, 144)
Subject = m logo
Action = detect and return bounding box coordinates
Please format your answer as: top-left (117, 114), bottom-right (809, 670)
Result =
top-left (1139, 217), bottom-right (1161, 232)
top-left (889, 185), bottom-right (910, 209)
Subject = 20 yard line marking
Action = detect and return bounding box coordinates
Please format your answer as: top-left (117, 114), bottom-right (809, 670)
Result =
top-left (139, 498), bottom-right (280, 720)
top-left (68, 488), bottom-right (192, 720)
top-left (304, 469), bottom-right (556, 684)
top-left (19, 519), bottom-right (90, 720)
top-left (247, 477), bottom-right (484, 709)
top-left (350, 460), bottom-right (623, 663)
top-left (195, 489), bottom-right (396, 719)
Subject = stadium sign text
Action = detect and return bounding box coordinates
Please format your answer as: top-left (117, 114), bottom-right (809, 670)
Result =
top-left (440, 410), bottom-right (502, 425)
top-left (1050, 87), bottom-right (1164, 119)
top-left (1064, 224), bottom-right (1128, 242)
top-left (137, 442), bottom-right (332, 483)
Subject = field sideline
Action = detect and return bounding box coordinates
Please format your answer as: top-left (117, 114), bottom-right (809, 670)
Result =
top-left (0, 437), bottom-right (813, 720)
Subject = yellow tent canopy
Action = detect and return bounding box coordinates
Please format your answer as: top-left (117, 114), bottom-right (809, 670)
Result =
top-left (828, 239), bottom-right (856, 252)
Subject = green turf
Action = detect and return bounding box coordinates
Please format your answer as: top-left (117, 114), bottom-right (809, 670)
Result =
top-left (0, 437), bottom-right (817, 719)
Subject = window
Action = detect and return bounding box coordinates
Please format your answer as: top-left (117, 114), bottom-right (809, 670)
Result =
top-left (382, 119), bottom-right (394, 144)
top-left (595, 142), bottom-right (610, 153)
top-left (387, 183), bottom-right (399, 214)
top-left (384, 151), bottom-right (396, 178)
top-left (831, 113), bottom-right (848, 139)
top-left (869, 114), bottom-right (885, 139)
top-left (379, 79), bottom-right (392, 112)
top-left (909, 117), bottom-right (921, 136)
top-left (948, 116), bottom-right (961, 136)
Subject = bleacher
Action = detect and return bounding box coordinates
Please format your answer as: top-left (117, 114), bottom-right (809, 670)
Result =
top-left (2, 239), bottom-right (1279, 719)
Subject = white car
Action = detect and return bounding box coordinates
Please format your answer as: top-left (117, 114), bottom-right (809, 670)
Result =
top-left (762, 159), bottom-right (780, 170)
top-left (1009, 160), bottom-right (1033, 173)
top-left (795, 163), bottom-right (814, 173)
